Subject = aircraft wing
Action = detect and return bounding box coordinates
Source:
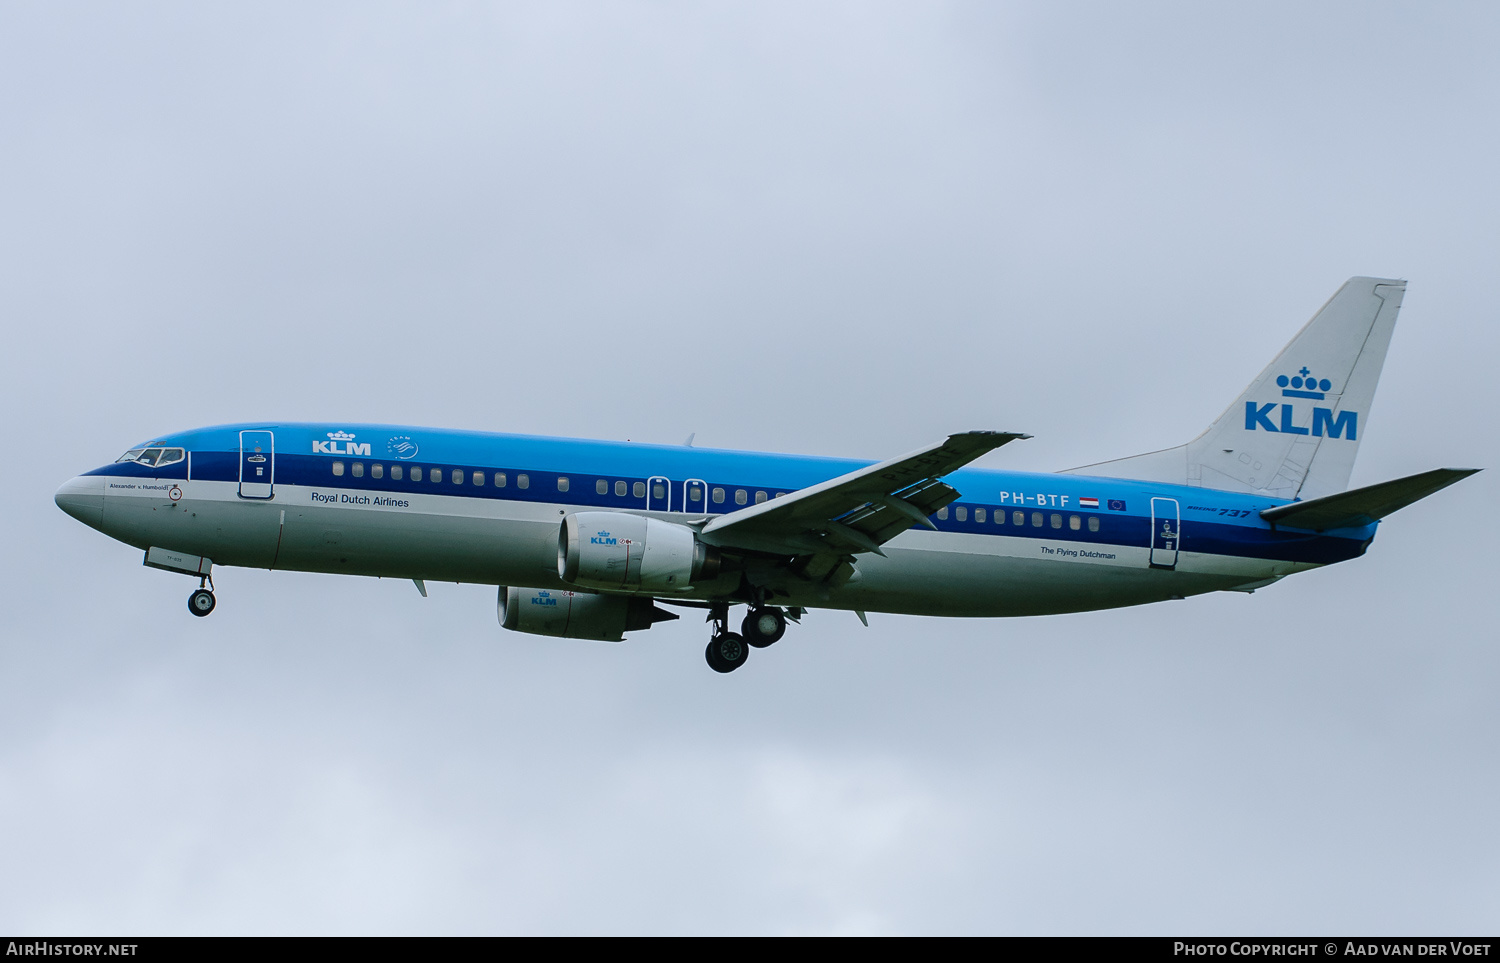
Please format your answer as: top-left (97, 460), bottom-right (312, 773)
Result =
top-left (699, 431), bottom-right (1029, 560)
top-left (1260, 467), bottom-right (1479, 531)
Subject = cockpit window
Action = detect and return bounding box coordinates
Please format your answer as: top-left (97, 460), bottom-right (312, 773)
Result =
top-left (115, 447), bottom-right (185, 468)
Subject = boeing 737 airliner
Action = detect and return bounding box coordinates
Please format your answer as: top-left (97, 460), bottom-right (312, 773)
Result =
top-left (55, 278), bottom-right (1476, 672)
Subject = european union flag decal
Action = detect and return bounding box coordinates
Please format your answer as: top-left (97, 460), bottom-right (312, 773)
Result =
top-left (1107, 499), bottom-right (1126, 511)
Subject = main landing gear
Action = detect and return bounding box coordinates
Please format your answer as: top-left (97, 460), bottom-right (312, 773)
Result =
top-left (704, 603), bottom-right (792, 673)
top-left (705, 630), bottom-right (748, 674)
top-left (742, 606), bottom-right (786, 648)
top-left (188, 575), bottom-right (216, 617)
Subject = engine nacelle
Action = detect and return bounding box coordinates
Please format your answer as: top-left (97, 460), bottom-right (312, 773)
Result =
top-left (558, 512), bottom-right (720, 592)
top-left (498, 586), bottom-right (677, 642)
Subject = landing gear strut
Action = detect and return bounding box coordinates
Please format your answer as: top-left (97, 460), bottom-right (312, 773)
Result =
top-left (704, 602), bottom-right (748, 673)
top-left (188, 575), bottom-right (216, 618)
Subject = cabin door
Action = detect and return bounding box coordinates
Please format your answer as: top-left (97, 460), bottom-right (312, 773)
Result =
top-left (239, 430), bottom-right (275, 499)
top-left (1149, 497), bottom-right (1180, 569)
top-left (647, 475), bottom-right (672, 512)
top-left (683, 479), bottom-right (708, 515)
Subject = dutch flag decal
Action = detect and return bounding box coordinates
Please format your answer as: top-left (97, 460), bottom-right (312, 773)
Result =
top-left (1079, 497), bottom-right (1100, 508)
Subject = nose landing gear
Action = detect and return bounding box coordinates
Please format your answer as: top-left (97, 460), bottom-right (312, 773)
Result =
top-left (188, 575), bottom-right (216, 617)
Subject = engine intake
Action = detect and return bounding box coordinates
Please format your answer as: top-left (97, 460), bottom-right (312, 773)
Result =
top-left (558, 512), bottom-right (720, 592)
top-left (498, 586), bottom-right (678, 641)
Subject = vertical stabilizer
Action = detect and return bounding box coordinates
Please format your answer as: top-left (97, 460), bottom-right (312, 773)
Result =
top-left (1065, 277), bottom-right (1405, 500)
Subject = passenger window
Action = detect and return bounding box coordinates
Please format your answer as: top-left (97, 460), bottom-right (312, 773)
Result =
top-left (1014, 511), bottom-right (1025, 526)
top-left (332, 461), bottom-right (345, 476)
top-left (596, 479), bottom-right (608, 495)
top-left (391, 465), bottom-right (403, 481)
top-left (452, 469), bottom-right (464, 484)
top-left (372, 464), bottom-right (384, 479)
top-left (433, 468), bottom-right (443, 482)
top-left (955, 506), bottom-right (967, 522)
top-left (735, 489), bottom-right (747, 505)
top-left (1031, 512), bottom-right (1043, 527)
top-left (1088, 516), bottom-right (1100, 532)
top-left (755, 491), bottom-right (767, 504)
top-left (653, 482), bottom-right (665, 499)
top-left (712, 488), bottom-right (725, 504)
top-left (557, 476), bottom-right (569, 492)
top-left (937, 506), bottom-right (949, 520)
top-left (615, 480), bottom-right (627, 497)
top-left (975, 508), bottom-right (986, 523)
top-left (494, 472), bottom-right (506, 488)
top-left (352, 462), bottom-right (364, 478)
top-left (1050, 513), bottom-right (1062, 529)
top-left (775, 492), bottom-right (785, 498)
top-left (518, 474), bottom-right (529, 489)
top-left (1069, 515), bottom-right (1081, 531)
top-left (633, 481), bottom-right (645, 498)
top-left (689, 487), bottom-right (703, 502)
top-left (473, 471), bottom-right (485, 486)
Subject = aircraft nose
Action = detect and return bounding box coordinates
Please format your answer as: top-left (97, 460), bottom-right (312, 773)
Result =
top-left (55, 474), bottom-right (105, 530)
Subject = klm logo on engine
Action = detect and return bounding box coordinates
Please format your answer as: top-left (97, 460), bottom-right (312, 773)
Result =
top-left (1244, 367), bottom-right (1357, 440)
top-left (590, 530), bottom-right (618, 546)
top-left (312, 430), bottom-right (372, 456)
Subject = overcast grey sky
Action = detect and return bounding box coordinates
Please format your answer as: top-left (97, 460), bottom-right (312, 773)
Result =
top-left (2, 2), bottom-right (1497, 934)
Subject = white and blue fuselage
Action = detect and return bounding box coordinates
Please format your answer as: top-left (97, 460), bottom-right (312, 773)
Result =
top-left (56, 422), bottom-right (1363, 617)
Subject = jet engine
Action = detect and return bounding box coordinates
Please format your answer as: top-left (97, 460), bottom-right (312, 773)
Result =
top-left (558, 512), bottom-right (720, 592)
top-left (498, 586), bottom-right (678, 641)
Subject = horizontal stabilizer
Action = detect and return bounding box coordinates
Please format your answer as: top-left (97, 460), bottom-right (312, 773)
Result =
top-left (1260, 467), bottom-right (1479, 532)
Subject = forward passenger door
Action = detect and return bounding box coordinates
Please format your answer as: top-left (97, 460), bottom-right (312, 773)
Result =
top-left (239, 430), bottom-right (275, 499)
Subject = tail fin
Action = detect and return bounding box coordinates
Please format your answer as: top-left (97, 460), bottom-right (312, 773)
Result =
top-left (1066, 277), bottom-right (1406, 500)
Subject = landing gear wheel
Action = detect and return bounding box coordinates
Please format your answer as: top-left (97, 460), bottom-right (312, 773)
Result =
top-left (705, 632), bottom-right (749, 673)
top-left (188, 588), bottom-right (216, 617)
top-left (742, 607), bottom-right (787, 648)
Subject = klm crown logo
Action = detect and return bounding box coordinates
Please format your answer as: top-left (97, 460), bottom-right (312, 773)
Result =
top-left (1277, 367), bottom-right (1333, 400)
top-left (1245, 366), bottom-right (1357, 440)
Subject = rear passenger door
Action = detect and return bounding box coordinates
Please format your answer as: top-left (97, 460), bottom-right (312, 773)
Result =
top-left (1149, 497), bottom-right (1179, 569)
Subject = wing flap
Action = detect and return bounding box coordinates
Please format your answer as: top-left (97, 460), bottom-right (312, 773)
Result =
top-left (1260, 467), bottom-right (1479, 531)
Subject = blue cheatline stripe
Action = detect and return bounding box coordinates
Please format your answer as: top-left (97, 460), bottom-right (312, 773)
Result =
top-left (88, 456), bottom-right (1368, 567)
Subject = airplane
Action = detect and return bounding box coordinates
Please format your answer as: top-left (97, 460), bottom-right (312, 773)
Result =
top-left (54, 277), bottom-right (1477, 673)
